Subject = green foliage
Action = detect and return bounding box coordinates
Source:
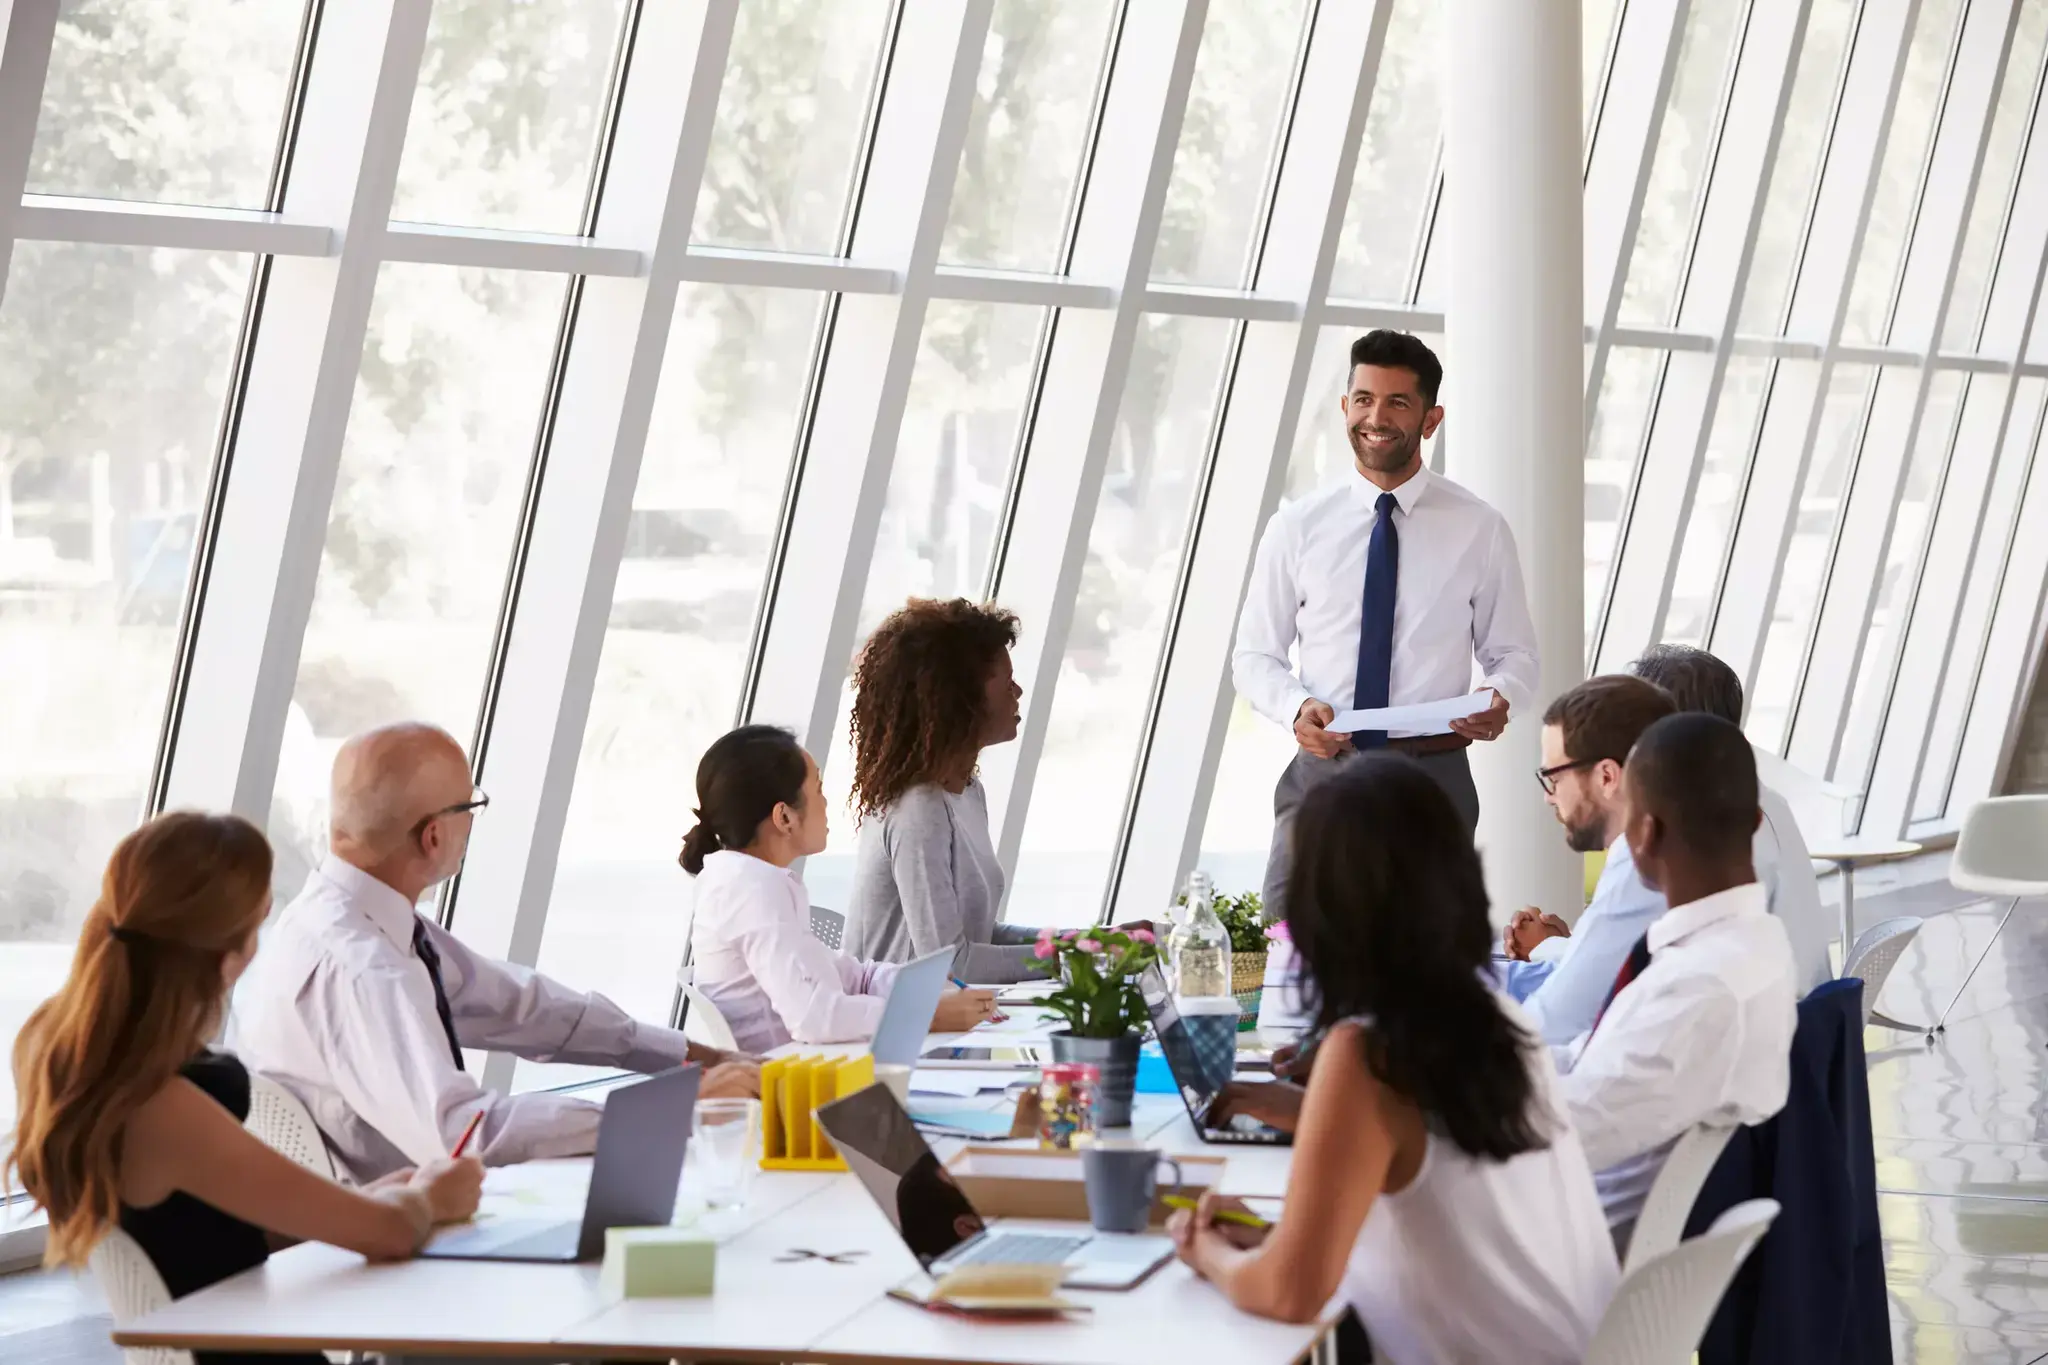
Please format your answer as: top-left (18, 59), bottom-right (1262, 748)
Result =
top-left (1031, 927), bottom-right (1162, 1040)
top-left (1176, 889), bottom-right (1268, 954)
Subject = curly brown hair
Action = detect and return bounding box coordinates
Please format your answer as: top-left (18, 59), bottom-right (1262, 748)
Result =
top-left (849, 598), bottom-right (1020, 819)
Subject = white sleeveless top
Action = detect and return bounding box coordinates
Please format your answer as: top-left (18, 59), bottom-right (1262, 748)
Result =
top-left (1340, 999), bottom-right (1619, 1365)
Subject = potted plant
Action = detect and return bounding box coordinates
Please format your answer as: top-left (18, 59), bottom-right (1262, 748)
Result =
top-left (1030, 925), bottom-right (1160, 1128)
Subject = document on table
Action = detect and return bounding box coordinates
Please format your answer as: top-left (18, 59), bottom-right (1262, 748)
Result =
top-left (1330, 689), bottom-right (1493, 737)
top-left (910, 1069), bottom-right (1019, 1097)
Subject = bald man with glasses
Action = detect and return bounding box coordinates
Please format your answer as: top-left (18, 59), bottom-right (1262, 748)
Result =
top-left (234, 722), bottom-right (757, 1183)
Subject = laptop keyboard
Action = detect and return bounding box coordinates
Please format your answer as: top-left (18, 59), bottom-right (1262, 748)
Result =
top-left (951, 1232), bottom-right (1089, 1266)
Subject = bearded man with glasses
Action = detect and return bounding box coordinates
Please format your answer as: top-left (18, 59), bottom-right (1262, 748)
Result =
top-left (1495, 675), bottom-right (1677, 1046)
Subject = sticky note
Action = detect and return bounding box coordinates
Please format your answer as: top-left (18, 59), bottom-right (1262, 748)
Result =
top-left (600, 1226), bottom-right (716, 1299)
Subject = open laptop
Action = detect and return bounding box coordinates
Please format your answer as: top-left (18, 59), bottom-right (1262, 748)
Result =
top-left (870, 947), bottom-right (961, 1068)
top-left (816, 1083), bottom-right (1173, 1291)
top-left (421, 1065), bottom-right (700, 1262)
top-left (1139, 965), bottom-right (1290, 1147)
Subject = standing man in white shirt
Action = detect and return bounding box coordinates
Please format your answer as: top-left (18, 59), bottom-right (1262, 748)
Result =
top-left (1555, 713), bottom-right (1798, 1240)
top-left (1234, 331), bottom-right (1539, 919)
top-left (1626, 643), bottom-right (1834, 993)
top-left (233, 722), bottom-right (760, 1182)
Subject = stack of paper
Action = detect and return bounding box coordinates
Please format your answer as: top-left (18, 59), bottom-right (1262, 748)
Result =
top-left (1331, 689), bottom-right (1492, 737)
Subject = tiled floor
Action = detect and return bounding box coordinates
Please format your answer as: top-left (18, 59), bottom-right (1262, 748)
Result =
top-left (1866, 881), bottom-right (2048, 1363)
top-left (7, 855), bottom-right (2048, 1363)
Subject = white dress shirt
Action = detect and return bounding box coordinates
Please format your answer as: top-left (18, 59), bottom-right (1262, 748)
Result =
top-left (1232, 463), bottom-right (1541, 728)
top-left (231, 856), bottom-right (696, 1182)
top-left (690, 850), bottom-right (901, 1054)
top-left (1756, 784), bottom-right (1834, 993)
top-left (1555, 881), bottom-right (1797, 1232)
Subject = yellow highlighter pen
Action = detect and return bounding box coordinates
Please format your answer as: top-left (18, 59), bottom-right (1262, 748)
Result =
top-left (1161, 1194), bottom-right (1271, 1230)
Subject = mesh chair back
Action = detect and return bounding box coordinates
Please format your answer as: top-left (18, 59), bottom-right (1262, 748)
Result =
top-left (1621, 1123), bottom-right (1737, 1277)
top-left (89, 1227), bottom-right (192, 1365)
top-left (245, 1074), bottom-right (336, 1180)
top-left (810, 906), bottom-right (846, 951)
top-left (1584, 1200), bottom-right (1779, 1365)
top-left (1841, 917), bottom-right (1921, 1021)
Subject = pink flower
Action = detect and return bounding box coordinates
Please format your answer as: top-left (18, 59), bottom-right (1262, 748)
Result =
top-left (1033, 939), bottom-right (1057, 959)
top-left (1075, 938), bottom-right (1103, 954)
top-left (1130, 928), bottom-right (1156, 944)
top-left (1037, 926), bottom-right (1056, 945)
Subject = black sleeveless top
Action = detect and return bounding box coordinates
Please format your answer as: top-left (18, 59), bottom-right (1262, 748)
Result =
top-left (119, 1051), bottom-right (322, 1365)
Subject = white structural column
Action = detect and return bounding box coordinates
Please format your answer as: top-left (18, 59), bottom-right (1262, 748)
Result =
top-left (160, 1), bottom-right (431, 817)
top-left (981, 1), bottom-right (1208, 871)
top-left (451, 3), bottom-right (736, 1017)
top-left (1442, 0), bottom-right (1584, 919)
top-left (745, 1), bottom-right (992, 754)
top-left (1108, 1), bottom-right (1392, 923)
top-left (0, 0), bottom-right (59, 305)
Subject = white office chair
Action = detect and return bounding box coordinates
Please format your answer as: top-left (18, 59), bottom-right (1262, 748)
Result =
top-left (1936, 794), bottom-right (2048, 1031)
top-left (1842, 916), bottom-right (1924, 1030)
top-left (1584, 1199), bottom-right (1780, 1365)
top-left (675, 963), bottom-right (740, 1053)
top-left (1620, 1123), bottom-right (1737, 1277)
top-left (244, 1074), bottom-right (336, 1180)
top-left (89, 1227), bottom-right (190, 1365)
top-left (810, 905), bottom-right (846, 951)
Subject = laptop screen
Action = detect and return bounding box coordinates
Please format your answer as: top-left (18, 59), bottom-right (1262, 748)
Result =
top-left (869, 947), bottom-right (957, 1069)
top-left (1139, 964), bottom-right (1228, 1120)
top-left (815, 1084), bottom-right (988, 1269)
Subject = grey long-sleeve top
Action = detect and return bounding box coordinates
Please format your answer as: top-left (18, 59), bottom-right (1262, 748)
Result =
top-left (844, 778), bottom-right (1041, 985)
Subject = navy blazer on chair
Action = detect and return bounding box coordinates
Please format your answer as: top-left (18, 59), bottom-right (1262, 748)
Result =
top-left (1683, 977), bottom-right (1889, 1365)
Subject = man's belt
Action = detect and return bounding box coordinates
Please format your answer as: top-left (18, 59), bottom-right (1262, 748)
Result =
top-left (1383, 733), bottom-right (1473, 757)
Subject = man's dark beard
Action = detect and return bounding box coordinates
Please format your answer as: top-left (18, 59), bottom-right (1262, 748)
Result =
top-left (1563, 813), bottom-right (1608, 854)
top-left (1349, 424), bottom-right (1421, 473)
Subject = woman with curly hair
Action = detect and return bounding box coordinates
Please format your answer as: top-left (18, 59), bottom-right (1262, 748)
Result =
top-left (843, 598), bottom-right (1045, 984)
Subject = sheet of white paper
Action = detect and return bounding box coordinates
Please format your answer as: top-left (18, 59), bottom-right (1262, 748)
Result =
top-left (909, 1070), bottom-right (1016, 1097)
top-left (1330, 689), bottom-right (1492, 737)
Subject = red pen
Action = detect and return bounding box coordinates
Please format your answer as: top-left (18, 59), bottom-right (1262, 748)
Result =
top-left (450, 1109), bottom-right (485, 1159)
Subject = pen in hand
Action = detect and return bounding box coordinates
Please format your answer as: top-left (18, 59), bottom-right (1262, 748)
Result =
top-left (450, 1109), bottom-right (485, 1159)
top-left (950, 976), bottom-right (1007, 1024)
top-left (1162, 1194), bottom-right (1271, 1229)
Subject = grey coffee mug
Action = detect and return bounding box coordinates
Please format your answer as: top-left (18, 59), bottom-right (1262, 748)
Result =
top-left (1082, 1146), bottom-right (1184, 1234)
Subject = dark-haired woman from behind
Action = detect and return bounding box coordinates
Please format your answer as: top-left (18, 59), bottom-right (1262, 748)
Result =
top-left (684, 725), bottom-right (996, 1054)
top-left (7, 813), bottom-right (481, 1365)
top-left (1169, 756), bottom-right (1616, 1365)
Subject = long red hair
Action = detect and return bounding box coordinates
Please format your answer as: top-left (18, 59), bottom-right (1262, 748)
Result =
top-left (6, 812), bottom-right (273, 1265)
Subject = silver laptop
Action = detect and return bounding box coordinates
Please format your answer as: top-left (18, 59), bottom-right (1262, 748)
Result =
top-left (816, 1083), bottom-right (1173, 1291)
top-left (870, 947), bottom-right (959, 1069)
top-left (420, 1065), bottom-right (700, 1262)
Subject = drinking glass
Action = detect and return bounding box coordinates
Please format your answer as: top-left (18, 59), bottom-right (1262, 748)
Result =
top-left (692, 1097), bottom-right (760, 1210)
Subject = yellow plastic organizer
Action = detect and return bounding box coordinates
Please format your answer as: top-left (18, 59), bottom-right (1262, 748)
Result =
top-left (759, 1053), bottom-right (875, 1171)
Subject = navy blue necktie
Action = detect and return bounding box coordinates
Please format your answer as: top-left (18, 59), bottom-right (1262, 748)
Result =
top-left (1353, 491), bottom-right (1400, 749)
top-left (413, 918), bottom-right (466, 1072)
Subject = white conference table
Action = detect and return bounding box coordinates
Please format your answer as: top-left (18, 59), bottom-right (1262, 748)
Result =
top-left (116, 1014), bottom-right (1334, 1365)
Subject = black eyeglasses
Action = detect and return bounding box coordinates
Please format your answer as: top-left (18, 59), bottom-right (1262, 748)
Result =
top-left (412, 789), bottom-right (490, 836)
top-left (1534, 759), bottom-right (1601, 796)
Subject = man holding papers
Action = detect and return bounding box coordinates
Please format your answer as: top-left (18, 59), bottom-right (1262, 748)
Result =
top-left (1233, 331), bottom-right (1538, 919)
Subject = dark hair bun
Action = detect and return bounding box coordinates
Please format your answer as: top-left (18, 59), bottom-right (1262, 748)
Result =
top-left (679, 821), bottom-right (722, 876)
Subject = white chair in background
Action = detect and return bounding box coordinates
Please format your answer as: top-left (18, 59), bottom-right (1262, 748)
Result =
top-left (1937, 794), bottom-right (2048, 1032)
top-left (675, 963), bottom-right (740, 1054)
top-left (1583, 1199), bottom-right (1780, 1365)
top-left (1620, 1123), bottom-right (1737, 1277)
top-left (244, 1074), bottom-right (336, 1179)
top-left (88, 1227), bottom-right (189, 1365)
top-left (1842, 916), bottom-right (1924, 1030)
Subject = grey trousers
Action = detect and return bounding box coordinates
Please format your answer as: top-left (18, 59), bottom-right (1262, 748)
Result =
top-left (1259, 746), bottom-right (1480, 922)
